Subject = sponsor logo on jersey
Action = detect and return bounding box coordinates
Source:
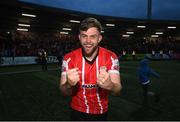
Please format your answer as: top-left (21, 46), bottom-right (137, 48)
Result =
top-left (82, 84), bottom-right (97, 89)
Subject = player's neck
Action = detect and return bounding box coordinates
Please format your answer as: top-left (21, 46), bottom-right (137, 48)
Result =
top-left (83, 47), bottom-right (99, 63)
top-left (86, 52), bottom-right (97, 61)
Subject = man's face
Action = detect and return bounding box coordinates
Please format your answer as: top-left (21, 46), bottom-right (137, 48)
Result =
top-left (79, 27), bottom-right (102, 57)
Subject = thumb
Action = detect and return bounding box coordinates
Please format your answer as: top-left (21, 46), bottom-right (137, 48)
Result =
top-left (99, 66), bottom-right (107, 74)
top-left (78, 70), bottom-right (82, 75)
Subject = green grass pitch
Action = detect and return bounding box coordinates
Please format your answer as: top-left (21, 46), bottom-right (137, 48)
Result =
top-left (0, 61), bottom-right (179, 120)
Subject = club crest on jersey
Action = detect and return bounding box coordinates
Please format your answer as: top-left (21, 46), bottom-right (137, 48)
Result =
top-left (111, 56), bottom-right (119, 70)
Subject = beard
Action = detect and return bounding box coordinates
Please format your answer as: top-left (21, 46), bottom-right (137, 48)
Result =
top-left (82, 44), bottom-right (99, 58)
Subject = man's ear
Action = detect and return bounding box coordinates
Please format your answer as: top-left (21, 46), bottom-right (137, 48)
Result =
top-left (78, 34), bottom-right (81, 40)
top-left (98, 35), bottom-right (102, 43)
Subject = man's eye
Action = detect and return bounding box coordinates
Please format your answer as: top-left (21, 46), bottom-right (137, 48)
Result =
top-left (90, 35), bottom-right (98, 39)
top-left (91, 35), bottom-right (97, 38)
top-left (81, 35), bottom-right (87, 38)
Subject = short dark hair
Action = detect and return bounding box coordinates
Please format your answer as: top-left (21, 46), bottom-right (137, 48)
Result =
top-left (79, 17), bottom-right (102, 33)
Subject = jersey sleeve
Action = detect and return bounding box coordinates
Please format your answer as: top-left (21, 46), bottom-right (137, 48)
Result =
top-left (107, 52), bottom-right (120, 74)
top-left (61, 54), bottom-right (73, 75)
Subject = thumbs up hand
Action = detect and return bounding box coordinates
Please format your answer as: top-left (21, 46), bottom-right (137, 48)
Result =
top-left (97, 66), bottom-right (114, 90)
top-left (66, 68), bottom-right (81, 86)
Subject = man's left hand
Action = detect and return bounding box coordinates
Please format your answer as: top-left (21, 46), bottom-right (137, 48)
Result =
top-left (97, 68), bottom-right (114, 90)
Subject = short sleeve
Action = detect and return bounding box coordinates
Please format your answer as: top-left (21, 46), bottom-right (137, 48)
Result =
top-left (61, 55), bottom-right (72, 75)
top-left (108, 53), bottom-right (120, 74)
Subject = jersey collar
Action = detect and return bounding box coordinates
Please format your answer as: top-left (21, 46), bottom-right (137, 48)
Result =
top-left (82, 47), bottom-right (99, 65)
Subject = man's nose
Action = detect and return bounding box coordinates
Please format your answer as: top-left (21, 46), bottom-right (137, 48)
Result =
top-left (86, 36), bottom-right (91, 43)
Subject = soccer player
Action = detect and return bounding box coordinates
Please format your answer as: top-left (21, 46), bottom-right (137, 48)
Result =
top-left (138, 58), bottom-right (160, 105)
top-left (60, 17), bottom-right (122, 121)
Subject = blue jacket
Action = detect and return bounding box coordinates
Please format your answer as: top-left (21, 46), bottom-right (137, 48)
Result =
top-left (138, 58), bottom-right (160, 85)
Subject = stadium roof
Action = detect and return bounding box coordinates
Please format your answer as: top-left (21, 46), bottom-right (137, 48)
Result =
top-left (0, 0), bottom-right (180, 39)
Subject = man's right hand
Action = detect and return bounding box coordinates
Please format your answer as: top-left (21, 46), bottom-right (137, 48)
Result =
top-left (66, 68), bottom-right (81, 86)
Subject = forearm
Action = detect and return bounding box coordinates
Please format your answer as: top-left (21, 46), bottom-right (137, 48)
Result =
top-left (110, 82), bottom-right (122, 96)
top-left (151, 69), bottom-right (160, 78)
top-left (60, 74), bottom-right (72, 96)
top-left (109, 73), bottom-right (122, 96)
top-left (60, 82), bottom-right (72, 96)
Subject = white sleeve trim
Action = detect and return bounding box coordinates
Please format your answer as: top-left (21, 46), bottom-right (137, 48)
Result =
top-left (108, 70), bottom-right (120, 74)
top-left (61, 71), bottom-right (66, 75)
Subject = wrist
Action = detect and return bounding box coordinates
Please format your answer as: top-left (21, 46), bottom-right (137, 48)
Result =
top-left (66, 72), bottom-right (71, 85)
top-left (109, 81), bottom-right (115, 91)
top-left (66, 73), bottom-right (77, 87)
top-left (65, 81), bottom-right (71, 88)
top-left (105, 78), bottom-right (114, 91)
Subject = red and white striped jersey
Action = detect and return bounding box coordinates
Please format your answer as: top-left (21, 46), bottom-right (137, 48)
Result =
top-left (61, 47), bottom-right (120, 114)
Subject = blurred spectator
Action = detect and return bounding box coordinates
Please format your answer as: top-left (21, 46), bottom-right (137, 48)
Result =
top-left (151, 50), bottom-right (155, 58)
top-left (122, 50), bottom-right (127, 60)
top-left (159, 50), bottom-right (163, 57)
top-left (132, 50), bottom-right (136, 60)
top-left (138, 58), bottom-right (160, 105)
top-left (41, 49), bottom-right (48, 71)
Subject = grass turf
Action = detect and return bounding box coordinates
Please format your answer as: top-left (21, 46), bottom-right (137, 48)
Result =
top-left (0, 61), bottom-right (179, 120)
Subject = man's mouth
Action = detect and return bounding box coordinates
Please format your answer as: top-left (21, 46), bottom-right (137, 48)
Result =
top-left (85, 45), bottom-right (92, 49)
